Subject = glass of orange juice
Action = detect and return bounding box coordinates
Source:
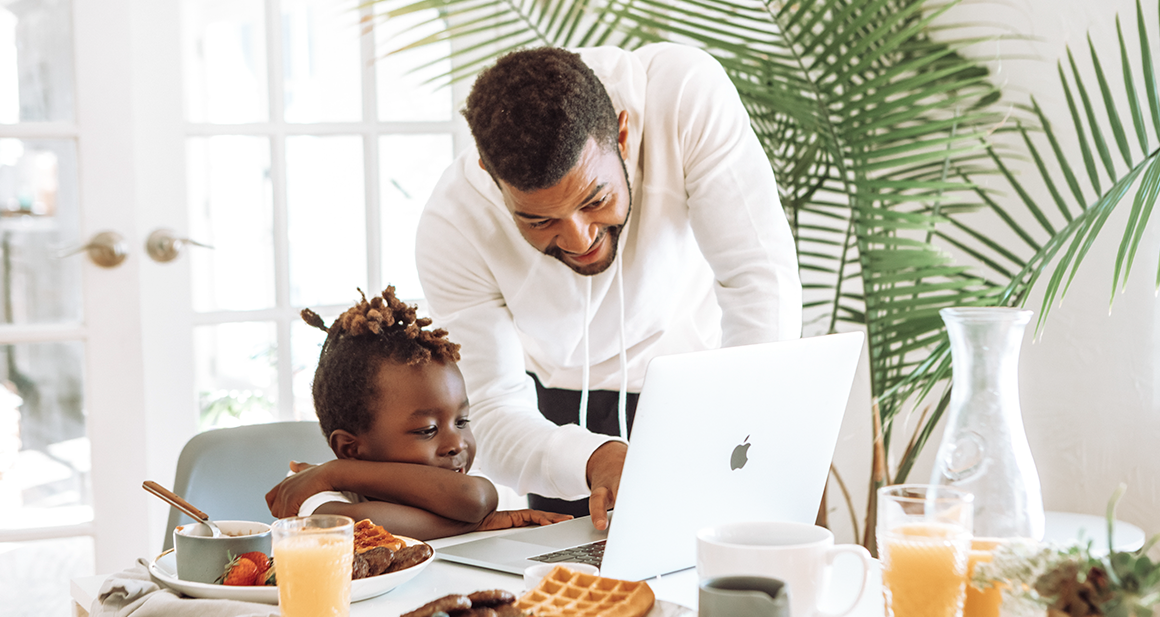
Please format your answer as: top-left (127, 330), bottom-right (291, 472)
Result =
top-left (964, 538), bottom-right (1004, 617)
top-left (878, 485), bottom-right (973, 617)
top-left (272, 514), bottom-right (355, 617)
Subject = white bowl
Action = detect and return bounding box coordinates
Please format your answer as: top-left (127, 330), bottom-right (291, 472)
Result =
top-left (173, 520), bottom-right (272, 584)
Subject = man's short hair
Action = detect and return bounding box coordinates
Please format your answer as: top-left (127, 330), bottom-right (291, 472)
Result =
top-left (463, 47), bottom-right (620, 192)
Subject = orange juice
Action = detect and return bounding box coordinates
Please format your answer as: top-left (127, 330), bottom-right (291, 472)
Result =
top-left (963, 538), bottom-right (1004, 617)
top-left (881, 522), bottom-right (970, 617)
top-left (274, 533), bottom-right (353, 617)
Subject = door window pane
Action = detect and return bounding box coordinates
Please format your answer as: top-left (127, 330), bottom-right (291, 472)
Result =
top-left (282, 0), bottom-right (362, 123)
top-left (0, 139), bottom-right (81, 325)
top-left (187, 136), bottom-right (275, 312)
top-left (0, 341), bottom-right (89, 531)
top-left (375, 8), bottom-right (451, 122)
top-left (286, 135), bottom-right (366, 307)
top-left (291, 315), bottom-right (333, 421)
top-left (195, 322), bottom-right (278, 431)
top-left (183, 0), bottom-right (269, 123)
top-left (380, 134), bottom-right (452, 300)
top-left (0, 0), bottom-right (75, 123)
top-left (0, 537), bottom-right (93, 616)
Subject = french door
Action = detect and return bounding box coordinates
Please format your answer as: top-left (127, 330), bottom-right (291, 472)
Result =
top-left (0, 0), bottom-right (463, 576)
top-left (0, 0), bottom-right (188, 576)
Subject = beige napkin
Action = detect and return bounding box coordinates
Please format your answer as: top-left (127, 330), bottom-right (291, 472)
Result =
top-left (91, 558), bottom-right (280, 617)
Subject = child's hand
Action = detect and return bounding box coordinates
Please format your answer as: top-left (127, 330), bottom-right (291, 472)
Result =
top-left (265, 460), bottom-right (332, 518)
top-left (476, 509), bottom-right (573, 531)
top-left (288, 460), bottom-right (315, 474)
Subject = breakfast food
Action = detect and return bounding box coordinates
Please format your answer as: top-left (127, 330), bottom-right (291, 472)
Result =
top-left (214, 519), bottom-right (432, 585)
top-left (402, 594), bottom-right (473, 617)
top-left (352, 545), bottom-right (395, 579)
top-left (217, 551), bottom-right (274, 586)
top-left (349, 519), bottom-right (433, 579)
top-left (387, 544), bottom-right (434, 573)
top-left (516, 565), bottom-right (655, 617)
top-left (354, 518), bottom-right (406, 553)
top-left (401, 589), bottom-right (522, 617)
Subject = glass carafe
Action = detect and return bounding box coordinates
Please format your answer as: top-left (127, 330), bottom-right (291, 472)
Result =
top-left (932, 307), bottom-right (1044, 539)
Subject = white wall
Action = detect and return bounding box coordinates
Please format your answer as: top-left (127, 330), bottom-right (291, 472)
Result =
top-left (828, 0), bottom-right (1160, 549)
top-left (952, 0), bottom-right (1160, 541)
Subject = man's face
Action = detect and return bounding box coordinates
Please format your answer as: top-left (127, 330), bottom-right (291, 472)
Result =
top-left (495, 114), bottom-right (632, 276)
top-left (356, 360), bottom-right (476, 474)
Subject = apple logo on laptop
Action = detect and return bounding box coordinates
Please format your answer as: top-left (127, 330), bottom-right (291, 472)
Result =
top-left (730, 435), bottom-right (751, 470)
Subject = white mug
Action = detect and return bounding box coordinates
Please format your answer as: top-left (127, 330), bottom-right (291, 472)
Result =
top-left (697, 521), bottom-right (873, 617)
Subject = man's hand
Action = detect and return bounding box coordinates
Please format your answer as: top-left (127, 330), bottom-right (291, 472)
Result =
top-left (586, 441), bottom-right (627, 531)
top-left (477, 509), bottom-right (573, 531)
top-left (265, 460), bottom-right (331, 518)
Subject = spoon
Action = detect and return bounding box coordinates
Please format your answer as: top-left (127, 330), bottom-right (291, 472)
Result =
top-left (142, 480), bottom-right (223, 538)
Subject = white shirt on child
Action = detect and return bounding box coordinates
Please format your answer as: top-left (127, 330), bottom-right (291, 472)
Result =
top-left (298, 489), bottom-right (366, 516)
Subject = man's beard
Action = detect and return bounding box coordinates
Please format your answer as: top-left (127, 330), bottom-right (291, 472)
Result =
top-left (544, 155), bottom-right (632, 277)
top-left (545, 222), bottom-right (625, 276)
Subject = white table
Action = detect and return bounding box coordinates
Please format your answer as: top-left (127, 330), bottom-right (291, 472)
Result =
top-left (70, 528), bottom-right (884, 617)
top-left (1046, 511), bottom-right (1146, 553)
top-left (70, 511), bottom-right (1145, 617)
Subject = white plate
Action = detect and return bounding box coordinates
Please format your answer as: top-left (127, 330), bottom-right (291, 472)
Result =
top-left (398, 597), bottom-right (692, 616)
top-left (148, 536), bottom-right (434, 604)
top-left (649, 599), bottom-right (696, 616)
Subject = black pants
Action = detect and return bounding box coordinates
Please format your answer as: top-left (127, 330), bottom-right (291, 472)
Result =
top-left (527, 373), bottom-right (640, 517)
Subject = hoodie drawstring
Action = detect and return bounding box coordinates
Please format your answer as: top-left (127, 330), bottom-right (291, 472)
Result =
top-left (616, 254), bottom-right (628, 438)
top-left (577, 258), bottom-right (630, 440)
top-left (579, 277), bottom-right (592, 431)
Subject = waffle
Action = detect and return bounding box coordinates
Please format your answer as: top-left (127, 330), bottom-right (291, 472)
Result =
top-left (353, 518), bottom-right (405, 553)
top-left (516, 565), bottom-right (655, 617)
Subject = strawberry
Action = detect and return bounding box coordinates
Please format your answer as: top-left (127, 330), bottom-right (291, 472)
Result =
top-left (236, 551), bottom-right (271, 577)
top-left (217, 555), bottom-right (260, 586)
top-left (259, 562), bottom-right (277, 586)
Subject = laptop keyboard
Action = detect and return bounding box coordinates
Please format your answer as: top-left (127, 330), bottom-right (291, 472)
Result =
top-left (528, 540), bottom-right (606, 566)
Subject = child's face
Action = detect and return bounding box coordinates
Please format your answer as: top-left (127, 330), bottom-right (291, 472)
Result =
top-left (359, 359), bottom-right (476, 473)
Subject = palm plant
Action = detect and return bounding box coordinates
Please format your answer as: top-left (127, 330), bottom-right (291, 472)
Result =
top-left (366, 0), bottom-right (1160, 553)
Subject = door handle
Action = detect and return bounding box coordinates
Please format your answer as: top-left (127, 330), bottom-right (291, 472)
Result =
top-left (145, 228), bottom-right (213, 263)
top-left (60, 230), bottom-right (129, 268)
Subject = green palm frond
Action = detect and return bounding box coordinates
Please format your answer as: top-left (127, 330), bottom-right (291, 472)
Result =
top-left (601, 0), bottom-right (1008, 486)
top-left (366, 0), bottom-right (638, 81)
top-left (366, 0), bottom-right (1011, 526)
top-left (991, 0), bottom-right (1160, 335)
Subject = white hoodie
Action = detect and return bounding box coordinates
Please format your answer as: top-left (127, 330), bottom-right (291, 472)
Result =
top-left (415, 43), bottom-right (802, 500)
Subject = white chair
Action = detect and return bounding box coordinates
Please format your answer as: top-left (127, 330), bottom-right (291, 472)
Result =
top-left (161, 421), bottom-right (335, 550)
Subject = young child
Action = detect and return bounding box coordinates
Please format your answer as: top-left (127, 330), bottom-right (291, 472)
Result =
top-left (264, 286), bottom-right (570, 540)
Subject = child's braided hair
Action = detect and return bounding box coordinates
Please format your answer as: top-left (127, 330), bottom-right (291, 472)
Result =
top-left (304, 286), bottom-right (461, 437)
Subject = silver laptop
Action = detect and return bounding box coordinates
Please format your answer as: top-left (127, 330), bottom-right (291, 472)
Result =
top-left (437, 332), bottom-right (864, 581)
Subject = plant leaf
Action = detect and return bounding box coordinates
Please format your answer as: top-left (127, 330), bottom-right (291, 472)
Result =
top-left (1090, 33), bottom-right (1133, 167)
top-left (1118, 15), bottom-right (1149, 154)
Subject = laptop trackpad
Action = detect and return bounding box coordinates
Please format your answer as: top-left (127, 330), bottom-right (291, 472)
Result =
top-left (436, 537), bottom-right (568, 574)
top-left (442, 537), bottom-right (558, 560)
top-left (438, 518), bottom-right (609, 571)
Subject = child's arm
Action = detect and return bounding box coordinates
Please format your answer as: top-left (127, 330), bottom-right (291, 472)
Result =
top-left (266, 459), bottom-right (497, 523)
top-left (311, 499), bottom-right (571, 541)
top-left (312, 499), bottom-right (480, 540)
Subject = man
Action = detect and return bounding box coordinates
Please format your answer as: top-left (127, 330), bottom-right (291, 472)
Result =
top-left (415, 43), bottom-right (801, 529)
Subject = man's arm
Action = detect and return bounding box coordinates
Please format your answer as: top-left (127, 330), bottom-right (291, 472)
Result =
top-left (265, 459), bottom-right (498, 523)
top-left (585, 441), bottom-right (628, 530)
top-left (415, 184), bottom-right (617, 504)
